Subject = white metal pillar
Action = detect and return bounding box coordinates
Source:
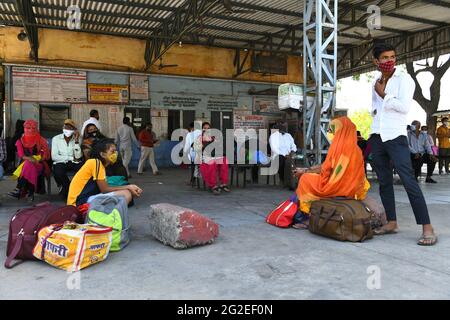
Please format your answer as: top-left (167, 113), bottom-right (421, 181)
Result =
top-left (303, 0), bottom-right (338, 164)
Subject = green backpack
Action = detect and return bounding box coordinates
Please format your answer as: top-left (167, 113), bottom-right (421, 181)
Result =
top-left (86, 194), bottom-right (130, 252)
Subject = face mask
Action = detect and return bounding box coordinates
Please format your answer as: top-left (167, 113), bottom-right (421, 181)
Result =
top-left (410, 125), bottom-right (416, 131)
top-left (422, 130), bottom-right (427, 134)
top-left (63, 129), bottom-right (74, 137)
top-left (89, 131), bottom-right (98, 138)
top-left (378, 60), bottom-right (396, 73)
top-left (327, 132), bottom-right (335, 142)
top-left (443, 122), bottom-right (448, 126)
top-left (108, 151), bottom-right (118, 164)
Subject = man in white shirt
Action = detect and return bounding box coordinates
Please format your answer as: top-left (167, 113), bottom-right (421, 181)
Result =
top-left (52, 119), bottom-right (83, 199)
top-left (116, 117), bottom-right (139, 178)
top-left (183, 122), bottom-right (202, 182)
top-left (368, 43), bottom-right (436, 245)
top-left (81, 109), bottom-right (102, 136)
top-left (269, 121), bottom-right (297, 185)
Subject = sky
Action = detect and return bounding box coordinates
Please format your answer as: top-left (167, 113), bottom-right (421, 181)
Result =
top-left (336, 54), bottom-right (450, 125)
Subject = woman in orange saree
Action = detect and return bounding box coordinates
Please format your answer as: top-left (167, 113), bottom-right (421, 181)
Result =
top-left (292, 116), bottom-right (370, 228)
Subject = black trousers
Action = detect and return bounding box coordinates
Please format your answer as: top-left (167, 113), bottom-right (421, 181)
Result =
top-left (369, 134), bottom-right (430, 225)
top-left (277, 155), bottom-right (286, 183)
top-left (411, 153), bottom-right (436, 179)
top-left (439, 148), bottom-right (450, 173)
top-left (53, 161), bottom-right (84, 198)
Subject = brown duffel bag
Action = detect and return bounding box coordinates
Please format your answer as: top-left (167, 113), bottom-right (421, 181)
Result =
top-left (309, 198), bottom-right (373, 242)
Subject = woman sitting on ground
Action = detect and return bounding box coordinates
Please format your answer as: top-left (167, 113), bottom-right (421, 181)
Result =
top-left (67, 138), bottom-right (142, 207)
top-left (194, 122), bottom-right (230, 195)
top-left (8, 120), bottom-right (50, 200)
top-left (292, 116), bottom-right (370, 229)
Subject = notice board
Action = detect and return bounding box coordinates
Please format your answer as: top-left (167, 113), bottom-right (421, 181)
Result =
top-left (12, 66), bottom-right (87, 103)
top-left (88, 84), bottom-right (129, 104)
top-left (130, 75), bottom-right (149, 100)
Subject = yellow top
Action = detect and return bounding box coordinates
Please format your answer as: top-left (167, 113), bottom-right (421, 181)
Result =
top-left (67, 159), bottom-right (106, 206)
top-left (436, 126), bottom-right (450, 149)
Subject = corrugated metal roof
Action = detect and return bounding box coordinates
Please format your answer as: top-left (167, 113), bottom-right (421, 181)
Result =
top-left (1, 0), bottom-right (450, 74)
top-left (0, 0), bottom-right (446, 44)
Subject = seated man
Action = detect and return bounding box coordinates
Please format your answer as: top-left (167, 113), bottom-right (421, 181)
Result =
top-left (407, 120), bottom-right (437, 183)
top-left (183, 122), bottom-right (202, 185)
top-left (269, 121), bottom-right (297, 187)
top-left (52, 119), bottom-right (84, 199)
top-left (292, 116), bottom-right (370, 228)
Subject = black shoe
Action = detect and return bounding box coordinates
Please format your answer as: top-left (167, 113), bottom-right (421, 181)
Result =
top-left (7, 189), bottom-right (20, 199)
top-left (425, 178), bottom-right (437, 183)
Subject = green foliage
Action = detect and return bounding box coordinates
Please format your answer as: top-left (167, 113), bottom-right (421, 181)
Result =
top-left (349, 109), bottom-right (373, 139)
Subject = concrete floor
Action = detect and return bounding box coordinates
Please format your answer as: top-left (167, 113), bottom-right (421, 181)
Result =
top-left (0, 167), bottom-right (449, 300)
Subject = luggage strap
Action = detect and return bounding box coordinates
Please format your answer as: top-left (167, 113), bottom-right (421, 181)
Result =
top-left (314, 207), bottom-right (337, 230)
top-left (4, 231), bottom-right (24, 269)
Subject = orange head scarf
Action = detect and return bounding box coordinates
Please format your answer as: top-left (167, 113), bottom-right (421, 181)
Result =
top-left (296, 116), bottom-right (370, 214)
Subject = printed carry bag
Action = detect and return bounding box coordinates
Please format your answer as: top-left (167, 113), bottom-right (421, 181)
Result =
top-left (32, 223), bottom-right (112, 272)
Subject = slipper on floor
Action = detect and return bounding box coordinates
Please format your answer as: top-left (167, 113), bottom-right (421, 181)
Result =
top-left (417, 234), bottom-right (438, 246)
top-left (373, 226), bottom-right (399, 235)
top-left (292, 223), bottom-right (309, 230)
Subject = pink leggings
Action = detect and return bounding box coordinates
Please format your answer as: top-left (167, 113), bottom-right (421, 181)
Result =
top-left (200, 157), bottom-right (229, 188)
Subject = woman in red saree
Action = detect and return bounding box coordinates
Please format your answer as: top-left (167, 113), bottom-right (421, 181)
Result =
top-left (194, 122), bottom-right (230, 195)
top-left (8, 120), bottom-right (50, 200)
top-left (292, 116), bottom-right (370, 228)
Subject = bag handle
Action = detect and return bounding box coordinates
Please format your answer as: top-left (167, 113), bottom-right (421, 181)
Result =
top-left (4, 231), bottom-right (25, 269)
top-left (317, 207), bottom-right (337, 230)
top-left (332, 197), bottom-right (355, 201)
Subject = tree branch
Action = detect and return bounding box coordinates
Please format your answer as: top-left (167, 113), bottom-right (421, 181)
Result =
top-left (406, 62), bottom-right (428, 107)
top-left (432, 55), bottom-right (439, 70)
top-left (437, 55), bottom-right (450, 79)
top-left (415, 66), bottom-right (433, 76)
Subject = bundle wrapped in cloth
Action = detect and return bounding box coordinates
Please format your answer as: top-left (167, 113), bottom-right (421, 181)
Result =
top-left (33, 223), bottom-right (113, 272)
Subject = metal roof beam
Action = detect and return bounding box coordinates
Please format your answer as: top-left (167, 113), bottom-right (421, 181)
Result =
top-left (87, 0), bottom-right (180, 12)
top-left (387, 13), bottom-right (450, 27)
top-left (28, 2), bottom-right (306, 43)
top-left (421, 0), bottom-right (450, 9)
top-left (0, 16), bottom-right (302, 55)
top-left (0, 11), bottom-right (302, 52)
top-left (225, 1), bottom-right (302, 18)
top-left (14, 0), bottom-right (38, 62)
top-left (205, 12), bottom-right (295, 29)
top-left (145, 0), bottom-right (222, 68)
top-left (87, 0), bottom-right (303, 18)
top-left (342, 0), bottom-right (450, 28)
top-left (337, 25), bottom-right (450, 77)
top-left (30, 2), bottom-right (165, 24)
